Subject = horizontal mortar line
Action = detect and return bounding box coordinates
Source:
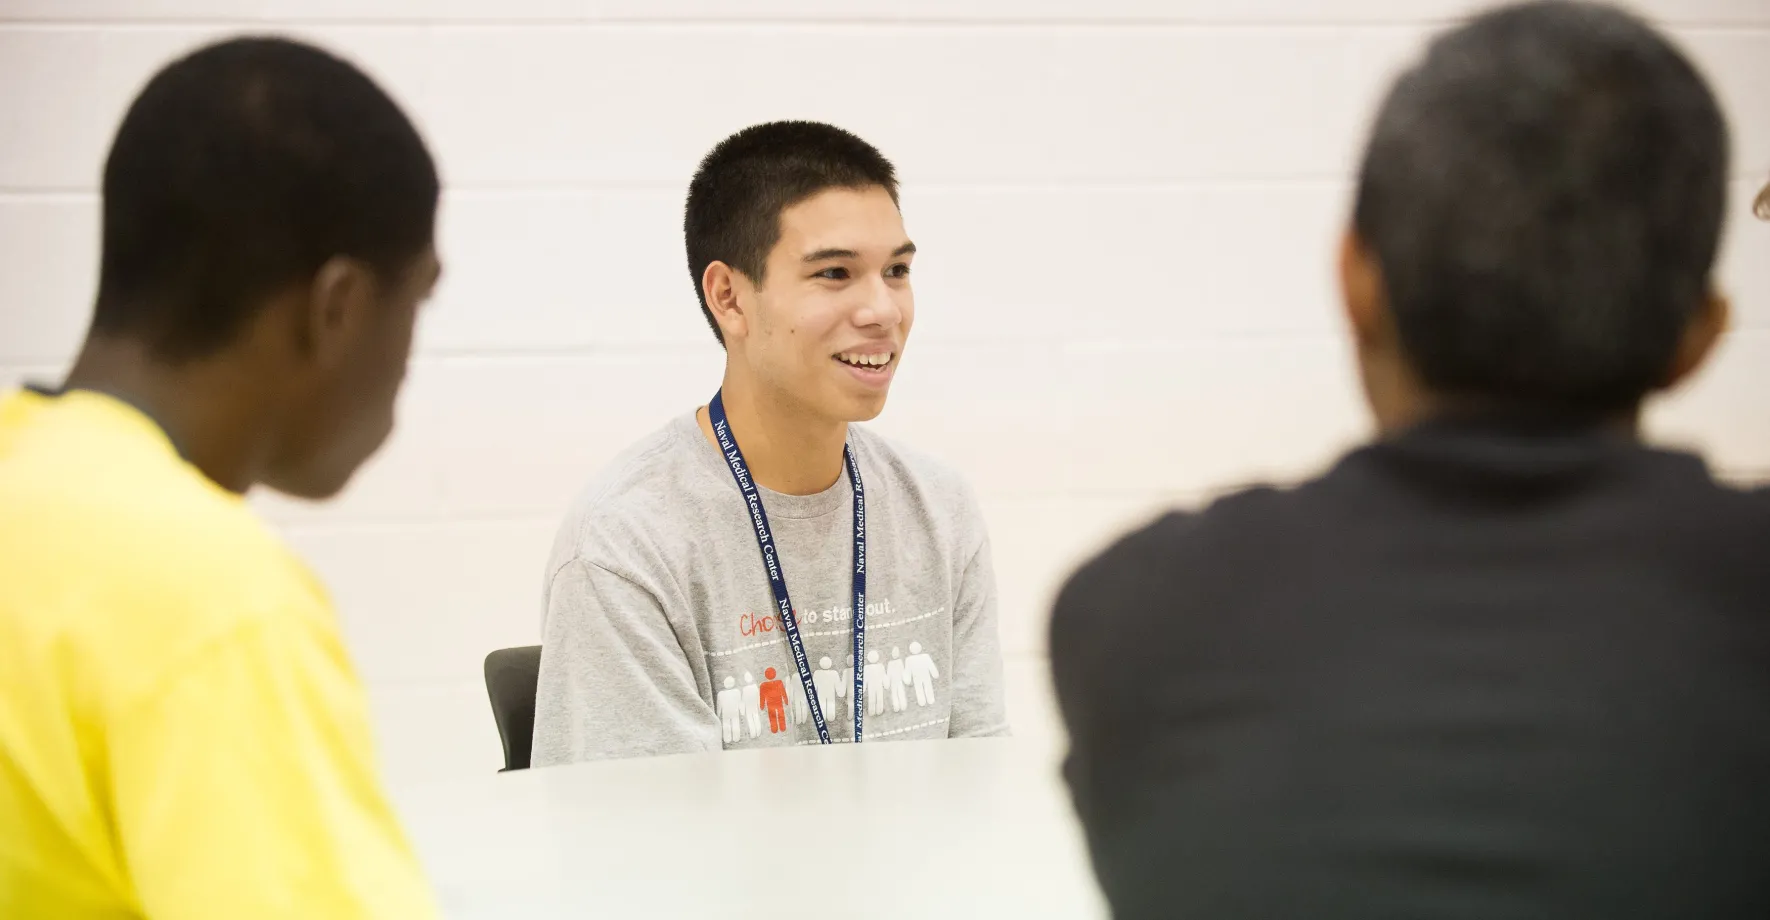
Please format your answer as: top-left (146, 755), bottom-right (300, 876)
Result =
top-left (1061, 326), bottom-right (1770, 350)
top-left (8, 173), bottom-right (1770, 199)
top-left (10, 324), bottom-right (1770, 373)
top-left (407, 331), bottom-right (1357, 358)
top-left (0, 178), bottom-right (1366, 199)
top-left (406, 345), bottom-right (716, 364)
top-left (436, 332), bottom-right (1342, 363)
top-left (0, 344), bottom-right (710, 370)
top-left (267, 509), bottom-right (559, 532)
top-left (2, 18), bottom-right (1766, 30)
top-left (0, 19), bottom-right (1495, 31)
top-left (432, 178), bottom-right (1366, 194)
top-left (361, 675), bottom-right (490, 690)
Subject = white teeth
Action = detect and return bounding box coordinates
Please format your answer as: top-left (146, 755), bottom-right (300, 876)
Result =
top-left (838, 352), bottom-right (892, 368)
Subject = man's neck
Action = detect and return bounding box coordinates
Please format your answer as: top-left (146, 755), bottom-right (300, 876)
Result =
top-left (1362, 352), bottom-right (1641, 439)
top-left (697, 371), bottom-right (849, 496)
top-left (60, 336), bottom-right (269, 493)
top-left (1377, 392), bottom-right (1643, 440)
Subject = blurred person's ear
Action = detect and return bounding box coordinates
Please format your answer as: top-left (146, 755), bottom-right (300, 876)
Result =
top-left (1661, 291), bottom-right (1729, 392)
top-left (1338, 230), bottom-right (1389, 350)
top-left (1339, 228), bottom-right (1431, 433)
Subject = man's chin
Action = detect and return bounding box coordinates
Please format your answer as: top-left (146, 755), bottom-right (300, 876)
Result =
top-left (264, 466), bottom-right (357, 503)
top-left (839, 391), bottom-right (891, 424)
top-left (806, 400), bottom-right (889, 426)
top-left (814, 380), bottom-right (885, 421)
top-left (262, 441), bottom-right (379, 503)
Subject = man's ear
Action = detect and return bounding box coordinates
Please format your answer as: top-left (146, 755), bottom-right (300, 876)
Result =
top-left (301, 256), bottom-right (377, 368)
top-left (702, 261), bottom-right (750, 344)
top-left (1339, 229), bottom-right (1389, 348)
top-left (1662, 290), bottom-right (1729, 391)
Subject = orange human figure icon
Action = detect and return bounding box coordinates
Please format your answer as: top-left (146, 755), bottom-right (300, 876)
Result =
top-left (759, 667), bottom-right (790, 734)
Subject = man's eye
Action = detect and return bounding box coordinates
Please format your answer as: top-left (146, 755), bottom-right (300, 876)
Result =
top-left (815, 267), bottom-right (850, 281)
top-left (886, 263), bottom-right (912, 279)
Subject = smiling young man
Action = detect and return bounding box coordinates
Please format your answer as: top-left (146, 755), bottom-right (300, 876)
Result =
top-left (532, 121), bottom-right (1009, 763)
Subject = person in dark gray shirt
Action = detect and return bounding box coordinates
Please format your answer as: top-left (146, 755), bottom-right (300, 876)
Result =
top-left (1051, 3), bottom-right (1770, 918)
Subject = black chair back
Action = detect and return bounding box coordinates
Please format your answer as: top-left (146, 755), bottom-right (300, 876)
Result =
top-left (483, 645), bottom-right (542, 772)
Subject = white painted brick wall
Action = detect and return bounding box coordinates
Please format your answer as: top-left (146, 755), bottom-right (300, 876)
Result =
top-left (3, 0), bottom-right (1767, 783)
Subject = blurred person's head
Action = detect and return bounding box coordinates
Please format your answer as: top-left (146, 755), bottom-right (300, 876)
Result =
top-left (76, 35), bottom-right (440, 498)
top-left (1341, 0), bottom-right (1730, 433)
top-left (685, 121), bottom-right (913, 425)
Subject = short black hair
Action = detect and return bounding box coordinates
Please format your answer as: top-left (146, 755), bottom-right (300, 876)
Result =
top-left (1353, 0), bottom-right (1728, 413)
top-left (684, 121), bottom-right (899, 345)
top-left (92, 36), bottom-right (438, 363)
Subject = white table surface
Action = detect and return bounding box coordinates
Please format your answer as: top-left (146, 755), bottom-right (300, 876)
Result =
top-left (393, 737), bottom-right (1108, 919)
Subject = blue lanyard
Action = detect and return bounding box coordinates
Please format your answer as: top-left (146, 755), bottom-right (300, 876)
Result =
top-left (708, 391), bottom-right (866, 744)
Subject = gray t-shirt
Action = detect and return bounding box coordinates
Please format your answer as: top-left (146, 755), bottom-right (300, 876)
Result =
top-left (532, 411), bottom-right (1010, 764)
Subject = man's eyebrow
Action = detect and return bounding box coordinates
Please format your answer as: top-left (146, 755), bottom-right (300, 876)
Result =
top-left (800, 242), bottom-right (918, 262)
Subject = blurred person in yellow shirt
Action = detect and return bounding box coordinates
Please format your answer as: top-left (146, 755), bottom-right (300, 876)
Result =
top-left (0, 36), bottom-right (442, 919)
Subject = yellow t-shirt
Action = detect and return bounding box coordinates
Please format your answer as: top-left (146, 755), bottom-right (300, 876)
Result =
top-left (0, 388), bottom-right (437, 919)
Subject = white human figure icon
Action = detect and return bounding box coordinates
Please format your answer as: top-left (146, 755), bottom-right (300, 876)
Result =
top-left (886, 647), bottom-right (911, 713)
top-left (785, 667), bottom-right (810, 725)
top-left (906, 641), bottom-right (940, 708)
top-left (831, 654), bottom-right (853, 718)
top-left (863, 650), bottom-right (888, 717)
top-left (741, 671), bottom-right (761, 739)
top-left (812, 657), bottom-right (840, 723)
top-left (716, 676), bottom-right (743, 744)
